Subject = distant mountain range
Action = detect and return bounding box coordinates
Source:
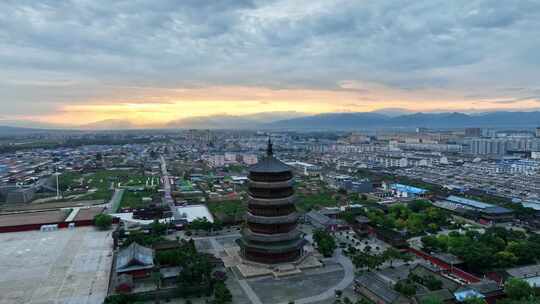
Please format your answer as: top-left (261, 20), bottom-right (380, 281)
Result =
top-left (0, 125), bottom-right (44, 135)
top-left (2, 111), bottom-right (540, 132)
top-left (165, 111), bottom-right (306, 129)
top-left (263, 111), bottom-right (540, 130)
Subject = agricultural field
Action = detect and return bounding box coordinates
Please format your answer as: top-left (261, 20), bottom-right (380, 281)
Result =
top-left (120, 175), bottom-right (160, 188)
top-left (296, 192), bottom-right (339, 212)
top-left (207, 200), bottom-right (246, 223)
top-left (119, 189), bottom-right (159, 209)
top-left (58, 170), bottom-right (157, 202)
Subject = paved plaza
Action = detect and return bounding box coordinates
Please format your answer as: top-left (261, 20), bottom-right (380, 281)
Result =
top-left (247, 264), bottom-right (345, 304)
top-left (0, 227), bottom-right (113, 304)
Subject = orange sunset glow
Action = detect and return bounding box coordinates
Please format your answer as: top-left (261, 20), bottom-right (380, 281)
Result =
top-left (21, 84), bottom-right (540, 127)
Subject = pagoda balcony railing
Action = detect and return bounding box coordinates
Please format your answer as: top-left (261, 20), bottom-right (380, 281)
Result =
top-left (248, 224), bottom-right (296, 234)
top-left (248, 194), bottom-right (296, 206)
top-left (248, 206), bottom-right (296, 216)
top-left (236, 238), bottom-right (305, 254)
top-left (248, 172), bottom-right (293, 182)
top-left (248, 178), bottom-right (294, 189)
top-left (246, 212), bottom-right (299, 224)
top-left (242, 228), bottom-right (302, 243)
top-left (248, 188), bottom-right (294, 199)
top-left (244, 250), bottom-right (302, 264)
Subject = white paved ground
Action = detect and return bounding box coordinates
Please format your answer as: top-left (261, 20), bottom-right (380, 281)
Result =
top-left (286, 249), bottom-right (354, 304)
top-left (0, 227), bottom-right (114, 304)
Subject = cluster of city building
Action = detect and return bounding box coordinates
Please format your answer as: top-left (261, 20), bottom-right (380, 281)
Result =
top-left (0, 127), bottom-right (539, 303)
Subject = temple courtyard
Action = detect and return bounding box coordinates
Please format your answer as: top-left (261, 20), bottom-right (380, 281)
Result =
top-left (191, 232), bottom-right (356, 304)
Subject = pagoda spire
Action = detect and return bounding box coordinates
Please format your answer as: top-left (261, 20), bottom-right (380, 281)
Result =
top-left (266, 137), bottom-right (273, 156)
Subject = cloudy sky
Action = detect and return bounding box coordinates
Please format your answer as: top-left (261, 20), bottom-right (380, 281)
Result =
top-left (1, 0), bottom-right (540, 127)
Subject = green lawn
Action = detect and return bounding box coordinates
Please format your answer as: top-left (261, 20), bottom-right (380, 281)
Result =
top-left (296, 192), bottom-right (339, 212)
top-left (59, 169), bottom-right (152, 202)
top-left (119, 189), bottom-right (158, 209)
top-left (207, 200), bottom-right (246, 223)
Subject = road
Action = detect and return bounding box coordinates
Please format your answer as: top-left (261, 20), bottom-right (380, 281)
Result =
top-left (160, 155), bottom-right (180, 220)
top-left (106, 188), bottom-right (124, 213)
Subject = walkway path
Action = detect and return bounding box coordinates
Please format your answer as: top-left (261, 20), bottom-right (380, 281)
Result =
top-left (65, 207), bottom-right (80, 222)
top-left (106, 188), bottom-right (124, 213)
top-left (238, 279), bottom-right (264, 304)
top-left (209, 237), bottom-right (224, 252)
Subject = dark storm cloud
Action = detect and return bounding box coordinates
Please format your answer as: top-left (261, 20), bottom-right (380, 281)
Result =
top-left (1, 0), bottom-right (540, 115)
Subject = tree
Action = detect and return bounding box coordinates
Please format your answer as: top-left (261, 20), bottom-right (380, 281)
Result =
top-left (382, 247), bottom-right (405, 267)
top-left (506, 241), bottom-right (537, 265)
top-left (94, 213), bottom-right (113, 230)
top-left (422, 235), bottom-right (446, 252)
top-left (504, 278), bottom-right (534, 301)
top-left (342, 211), bottom-right (357, 225)
top-left (189, 217), bottom-right (214, 233)
top-left (494, 251), bottom-right (518, 268)
top-left (463, 297), bottom-right (486, 304)
top-left (406, 213), bottom-right (425, 235)
top-left (352, 253), bottom-right (384, 270)
top-left (313, 229), bottom-right (337, 257)
top-left (422, 275), bottom-right (443, 291)
top-left (150, 219), bottom-right (168, 236)
top-left (104, 294), bottom-right (138, 304)
top-left (151, 270), bottom-right (162, 304)
top-left (213, 281), bottom-right (232, 304)
top-left (421, 297), bottom-right (444, 304)
top-left (394, 280), bottom-right (416, 297)
top-left (408, 200), bottom-right (432, 212)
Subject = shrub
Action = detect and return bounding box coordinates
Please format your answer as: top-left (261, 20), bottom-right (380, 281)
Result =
top-left (94, 213), bottom-right (113, 230)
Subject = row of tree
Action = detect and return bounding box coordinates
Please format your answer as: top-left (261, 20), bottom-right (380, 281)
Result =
top-left (347, 246), bottom-right (412, 270)
top-left (155, 239), bottom-right (232, 303)
top-left (422, 227), bottom-right (540, 272)
top-left (367, 200), bottom-right (449, 236)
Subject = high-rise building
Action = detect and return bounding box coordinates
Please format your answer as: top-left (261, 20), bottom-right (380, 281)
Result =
top-left (469, 139), bottom-right (508, 156)
top-left (237, 140), bottom-right (305, 264)
top-left (536, 127), bottom-right (540, 138)
top-left (465, 128), bottom-right (482, 138)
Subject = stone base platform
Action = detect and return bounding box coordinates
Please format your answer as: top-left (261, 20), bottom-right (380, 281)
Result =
top-left (224, 246), bottom-right (323, 278)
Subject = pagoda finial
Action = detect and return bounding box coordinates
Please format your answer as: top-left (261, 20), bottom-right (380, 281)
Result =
top-left (267, 136), bottom-right (273, 156)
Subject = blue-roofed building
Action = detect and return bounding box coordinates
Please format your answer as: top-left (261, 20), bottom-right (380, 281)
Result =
top-left (521, 201), bottom-right (540, 216)
top-left (390, 183), bottom-right (428, 198)
top-left (442, 195), bottom-right (513, 223)
top-left (453, 280), bottom-right (504, 303)
top-left (454, 289), bottom-right (484, 302)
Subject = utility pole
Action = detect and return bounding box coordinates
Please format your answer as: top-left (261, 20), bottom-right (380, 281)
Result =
top-left (56, 173), bottom-right (60, 199)
top-left (54, 166), bottom-right (61, 199)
